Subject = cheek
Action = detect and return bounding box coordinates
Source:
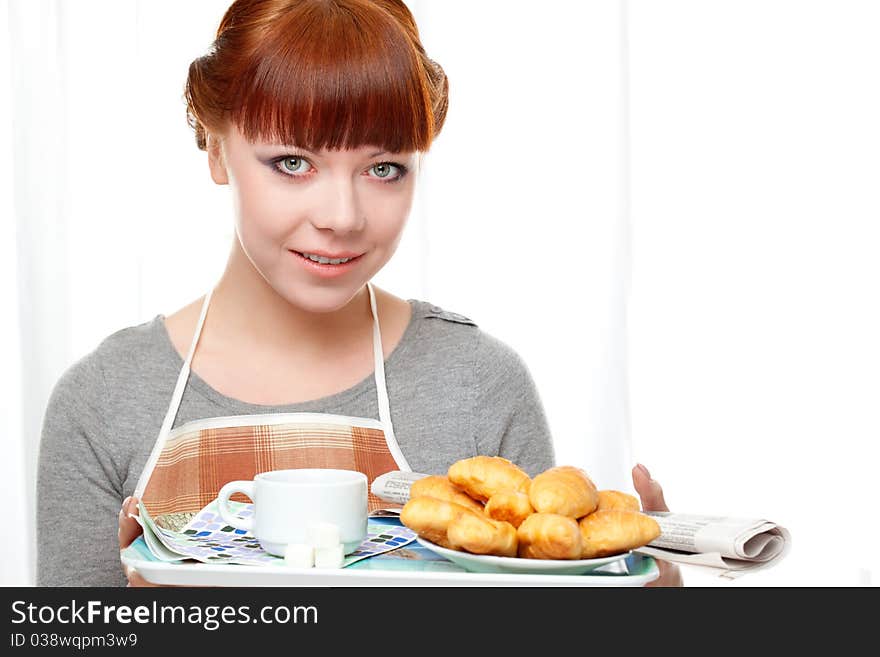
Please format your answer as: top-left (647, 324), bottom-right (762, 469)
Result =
top-left (231, 172), bottom-right (292, 239)
top-left (368, 188), bottom-right (415, 241)
top-left (373, 210), bottom-right (408, 241)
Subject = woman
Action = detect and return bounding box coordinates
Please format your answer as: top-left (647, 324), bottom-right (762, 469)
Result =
top-left (37, 0), bottom-right (679, 587)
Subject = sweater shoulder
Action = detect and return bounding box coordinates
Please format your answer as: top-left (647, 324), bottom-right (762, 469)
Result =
top-left (53, 315), bottom-right (170, 406)
top-left (409, 298), bottom-right (528, 374)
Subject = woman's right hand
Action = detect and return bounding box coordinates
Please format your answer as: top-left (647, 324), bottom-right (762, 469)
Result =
top-left (631, 465), bottom-right (684, 587)
top-left (118, 496), bottom-right (160, 587)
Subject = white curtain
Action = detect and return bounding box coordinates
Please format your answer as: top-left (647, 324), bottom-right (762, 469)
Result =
top-left (2, 0), bottom-right (632, 585)
top-left (627, 0), bottom-right (879, 585)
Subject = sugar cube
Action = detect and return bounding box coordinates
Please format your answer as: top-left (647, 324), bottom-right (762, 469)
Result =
top-left (313, 544), bottom-right (345, 569)
top-left (283, 543), bottom-right (314, 568)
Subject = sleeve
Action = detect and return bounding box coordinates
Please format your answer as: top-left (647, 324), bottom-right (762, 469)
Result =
top-left (471, 330), bottom-right (556, 477)
top-left (36, 353), bottom-right (128, 587)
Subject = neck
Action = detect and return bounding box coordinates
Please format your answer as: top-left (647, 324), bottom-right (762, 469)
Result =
top-left (206, 241), bottom-right (374, 356)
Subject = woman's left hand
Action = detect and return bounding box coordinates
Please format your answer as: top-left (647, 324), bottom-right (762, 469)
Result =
top-left (631, 464), bottom-right (683, 587)
top-left (119, 496), bottom-right (163, 587)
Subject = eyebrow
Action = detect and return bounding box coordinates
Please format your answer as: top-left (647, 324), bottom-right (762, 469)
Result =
top-left (284, 146), bottom-right (389, 158)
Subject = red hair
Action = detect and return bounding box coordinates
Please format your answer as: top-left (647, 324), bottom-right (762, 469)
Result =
top-left (184, 0), bottom-right (448, 154)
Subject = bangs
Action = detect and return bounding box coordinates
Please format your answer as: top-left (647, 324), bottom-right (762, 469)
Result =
top-left (226, 2), bottom-right (435, 153)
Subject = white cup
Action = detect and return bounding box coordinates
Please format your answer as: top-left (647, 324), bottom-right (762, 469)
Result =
top-left (216, 469), bottom-right (368, 556)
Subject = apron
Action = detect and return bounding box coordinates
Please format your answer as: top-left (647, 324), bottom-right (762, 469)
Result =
top-left (133, 281), bottom-right (411, 526)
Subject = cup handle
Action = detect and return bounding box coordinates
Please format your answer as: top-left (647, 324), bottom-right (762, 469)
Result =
top-left (217, 481), bottom-right (255, 533)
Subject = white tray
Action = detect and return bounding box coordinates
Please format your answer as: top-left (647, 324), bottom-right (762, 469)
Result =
top-left (122, 535), bottom-right (658, 587)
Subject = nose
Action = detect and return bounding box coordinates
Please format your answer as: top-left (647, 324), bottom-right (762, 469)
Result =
top-left (310, 175), bottom-right (366, 234)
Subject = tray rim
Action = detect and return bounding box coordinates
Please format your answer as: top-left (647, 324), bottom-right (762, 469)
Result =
top-left (121, 536), bottom-right (659, 587)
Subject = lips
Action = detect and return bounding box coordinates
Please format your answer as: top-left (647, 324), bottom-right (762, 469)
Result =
top-left (291, 250), bottom-right (364, 259)
top-left (289, 249), bottom-right (364, 278)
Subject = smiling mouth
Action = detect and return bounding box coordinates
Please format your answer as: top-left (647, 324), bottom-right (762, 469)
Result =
top-left (291, 250), bottom-right (365, 265)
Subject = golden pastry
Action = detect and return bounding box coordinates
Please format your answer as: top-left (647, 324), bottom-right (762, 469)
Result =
top-left (528, 465), bottom-right (598, 518)
top-left (578, 509), bottom-right (661, 559)
top-left (446, 511), bottom-right (518, 557)
top-left (516, 512), bottom-right (582, 560)
top-left (596, 489), bottom-right (641, 512)
top-left (447, 456), bottom-right (531, 502)
top-left (399, 495), bottom-right (479, 549)
top-left (484, 490), bottom-right (534, 528)
top-left (409, 474), bottom-right (484, 513)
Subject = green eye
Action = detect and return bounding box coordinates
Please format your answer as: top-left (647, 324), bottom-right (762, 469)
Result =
top-left (280, 157), bottom-right (308, 174)
top-left (373, 163), bottom-right (393, 178)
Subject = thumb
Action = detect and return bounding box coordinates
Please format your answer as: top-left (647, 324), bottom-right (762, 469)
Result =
top-left (118, 496), bottom-right (143, 550)
top-left (631, 464), bottom-right (669, 512)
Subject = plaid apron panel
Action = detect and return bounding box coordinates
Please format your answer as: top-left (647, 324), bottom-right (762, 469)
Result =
top-left (142, 422), bottom-right (402, 517)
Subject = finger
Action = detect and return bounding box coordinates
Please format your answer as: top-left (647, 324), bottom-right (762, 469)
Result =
top-left (125, 567), bottom-right (161, 588)
top-left (118, 496), bottom-right (143, 550)
top-left (631, 464), bottom-right (669, 512)
top-left (644, 558), bottom-right (683, 587)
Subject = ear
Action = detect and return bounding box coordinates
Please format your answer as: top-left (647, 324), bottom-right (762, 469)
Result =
top-left (207, 133), bottom-right (229, 185)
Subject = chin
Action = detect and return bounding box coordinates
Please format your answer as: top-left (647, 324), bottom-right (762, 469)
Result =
top-left (274, 280), bottom-right (368, 314)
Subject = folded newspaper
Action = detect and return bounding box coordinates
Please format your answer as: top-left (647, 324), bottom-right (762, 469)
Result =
top-left (371, 471), bottom-right (791, 579)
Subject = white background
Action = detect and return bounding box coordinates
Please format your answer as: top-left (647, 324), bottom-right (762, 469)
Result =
top-left (1, 1), bottom-right (876, 586)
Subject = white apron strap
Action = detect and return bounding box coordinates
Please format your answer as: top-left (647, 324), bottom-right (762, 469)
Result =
top-left (366, 282), bottom-right (410, 471)
top-left (134, 285), bottom-right (214, 499)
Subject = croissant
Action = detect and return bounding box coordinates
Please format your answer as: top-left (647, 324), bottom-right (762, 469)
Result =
top-left (399, 496), bottom-right (479, 549)
top-left (528, 466), bottom-right (598, 518)
top-left (447, 456), bottom-right (531, 502)
top-left (484, 490), bottom-right (534, 528)
top-left (516, 512), bottom-right (583, 560)
top-left (409, 475), bottom-right (484, 513)
top-left (447, 511), bottom-right (518, 557)
top-left (578, 509), bottom-right (661, 558)
top-left (596, 489), bottom-right (641, 512)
